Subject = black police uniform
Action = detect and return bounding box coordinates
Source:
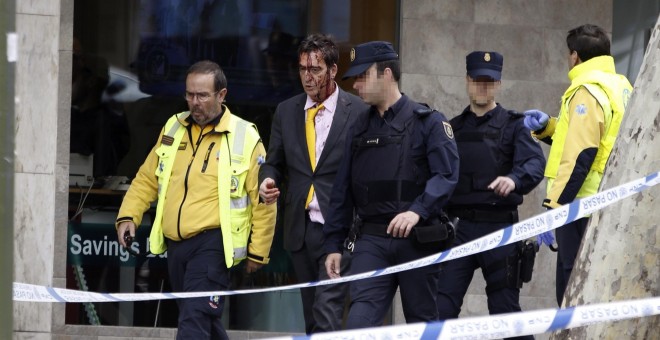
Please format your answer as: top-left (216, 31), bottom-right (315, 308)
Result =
top-left (324, 94), bottom-right (459, 328)
top-left (436, 104), bottom-right (545, 339)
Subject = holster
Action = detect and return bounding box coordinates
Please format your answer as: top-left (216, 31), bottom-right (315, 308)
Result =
top-left (410, 211), bottom-right (458, 252)
top-left (518, 239), bottom-right (538, 286)
top-left (484, 240), bottom-right (537, 294)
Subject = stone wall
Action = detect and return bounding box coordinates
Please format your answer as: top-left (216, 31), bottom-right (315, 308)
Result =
top-left (396, 0), bottom-right (612, 329)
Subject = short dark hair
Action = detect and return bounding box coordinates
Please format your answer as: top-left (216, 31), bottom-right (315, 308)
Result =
top-left (376, 60), bottom-right (401, 82)
top-left (566, 24), bottom-right (610, 62)
top-left (186, 60), bottom-right (227, 91)
top-left (297, 33), bottom-right (338, 67)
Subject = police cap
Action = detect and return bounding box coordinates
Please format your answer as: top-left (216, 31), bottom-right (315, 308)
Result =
top-left (342, 41), bottom-right (399, 80)
top-left (466, 51), bottom-right (503, 80)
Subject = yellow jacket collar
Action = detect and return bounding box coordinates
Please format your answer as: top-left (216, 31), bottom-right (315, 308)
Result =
top-left (214, 105), bottom-right (233, 133)
top-left (568, 55), bottom-right (616, 81)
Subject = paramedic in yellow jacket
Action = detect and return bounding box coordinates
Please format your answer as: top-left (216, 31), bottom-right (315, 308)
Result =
top-left (523, 24), bottom-right (632, 306)
top-left (115, 60), bottom-right (276, 340)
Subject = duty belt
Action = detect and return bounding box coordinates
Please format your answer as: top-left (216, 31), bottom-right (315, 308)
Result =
top-left (447, 207), bottom-right (518, 223)
top-left (360, 222), bottom-right (391, 237)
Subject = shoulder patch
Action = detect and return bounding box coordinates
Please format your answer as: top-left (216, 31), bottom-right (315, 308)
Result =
top-left (507, 110), bottom-right (525, 119)
top-left (442, 121), bottom-right (454, 139)
top-left (575, 104), bottom-right (587, 115)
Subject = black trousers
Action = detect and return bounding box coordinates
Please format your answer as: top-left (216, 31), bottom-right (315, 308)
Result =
top-left (290, 215), bottom-right (351, 334)
top-left (555, 217), bottom-right (588, 305)
top-left (347, 233), bottom-right (440, 328)
top-left (167, 229), bottom-right (229, 340)
top-left (436, 219), bottom-right (534, 340)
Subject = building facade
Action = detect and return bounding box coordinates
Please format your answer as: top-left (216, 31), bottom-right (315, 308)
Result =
top-left (9, 0), bottom-right (656, 338)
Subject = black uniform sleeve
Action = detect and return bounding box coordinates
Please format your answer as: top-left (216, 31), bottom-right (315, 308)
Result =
top-left (509, 118), bottom-right (546, 195)
top-left (408, 112), bottom-right (459, 219)
top-left (259, 103), bottom-right (285, 185)
top-left (323, 125), bottom-right (357, 254)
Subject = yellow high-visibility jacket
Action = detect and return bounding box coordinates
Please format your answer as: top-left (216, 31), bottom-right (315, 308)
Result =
top-left (117, 107), bottom-right (276, 267)
top-left (534, 56), bottom-right (632, 208)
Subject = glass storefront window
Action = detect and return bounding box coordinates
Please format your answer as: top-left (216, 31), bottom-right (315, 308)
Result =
top-left (68, 0), bottom-right (397, 332)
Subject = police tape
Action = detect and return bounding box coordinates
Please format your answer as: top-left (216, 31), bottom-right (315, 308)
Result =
top-left (264, 296), bottom-right (660, 340)
top-left (12, 171), bottom-right (660, 303)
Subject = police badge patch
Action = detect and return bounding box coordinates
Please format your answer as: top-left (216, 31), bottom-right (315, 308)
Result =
top-left (442, 121), bottom-right (454, 139)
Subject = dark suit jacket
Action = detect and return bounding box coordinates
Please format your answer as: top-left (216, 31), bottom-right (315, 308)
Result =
top-left (260, 89), bottom-right (368, 252)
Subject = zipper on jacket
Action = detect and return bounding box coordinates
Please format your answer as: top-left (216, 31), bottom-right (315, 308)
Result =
top-left (201, 142), bottom-right (216, 173)
top-left (176, 128), bottom-right (205, 240)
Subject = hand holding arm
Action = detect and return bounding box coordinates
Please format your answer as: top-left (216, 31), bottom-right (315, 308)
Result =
top-left (258, 178), bottom-right (280, 204)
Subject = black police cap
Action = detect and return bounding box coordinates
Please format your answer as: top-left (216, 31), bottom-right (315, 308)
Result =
top-left (342, 41), bottom-right (399, 80)
top-left (466, 51), bottom-right (503, 80)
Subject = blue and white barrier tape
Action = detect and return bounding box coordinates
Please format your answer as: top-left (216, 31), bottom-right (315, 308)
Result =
top-left (13, 171), bottom-right (660, 303)
top-left (265, 296), bottom-right (660, 340)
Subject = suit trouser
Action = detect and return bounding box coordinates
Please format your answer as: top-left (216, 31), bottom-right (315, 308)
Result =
top-left (436, 219), bottom-right (533, 340)
top-left (167, 229), bottom-right (229, 340)
top-left (290, 216), bottom-right (350, 334)
top-left (555, 217), bottom-right (588, 305)
top-left (347, 234), bottom-right (440, 329)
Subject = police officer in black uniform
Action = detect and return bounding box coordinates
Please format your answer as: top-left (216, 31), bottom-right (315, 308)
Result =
top-left (436, 51), bottom-right (545, 340)
top-left (323, 41), bottom-right (459, 329)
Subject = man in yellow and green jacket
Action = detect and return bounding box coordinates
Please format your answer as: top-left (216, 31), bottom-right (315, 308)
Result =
top-left (115, 60), bottom-right (276, 339)
top-left (524, 24), bottom-right (632, 306)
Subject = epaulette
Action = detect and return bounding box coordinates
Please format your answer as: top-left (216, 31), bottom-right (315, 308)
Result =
top-left (413, 107), bottom-right (433, 117)
top-left (507, 110), bottom-right (525, 119)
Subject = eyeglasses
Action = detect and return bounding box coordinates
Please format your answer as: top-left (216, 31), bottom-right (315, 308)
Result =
top-left (184, 91), bottom-right (218, 102)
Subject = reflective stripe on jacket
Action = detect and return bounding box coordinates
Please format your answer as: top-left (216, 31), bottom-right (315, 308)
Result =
top-left (544, 56), bottom-right (632, 203)
top-left (150, 110), bottom-right (263, 268)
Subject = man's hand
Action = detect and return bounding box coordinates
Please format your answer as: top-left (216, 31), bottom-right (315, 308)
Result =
top-left (537, 231), bottom-right (556, 248)
top-left (387, 211), bottom-right (420, 238)
top-left (117, 221), bottom-right (136, 248)
top-left (245, 259), bottom-right (263, 273)
top-left (259, 178), bottom-right (280, 204)
top-left (488, 176), bottom-right (516, 197)
top-left (325, 253), bottom-right (342, 279)
top-left (523, 110), bottom-right (549, 131)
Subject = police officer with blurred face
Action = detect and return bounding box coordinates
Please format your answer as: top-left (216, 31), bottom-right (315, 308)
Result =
top-left (323, 41), bottom-right (459, 328)
top-left (436, 51), bottom-right (545, 340)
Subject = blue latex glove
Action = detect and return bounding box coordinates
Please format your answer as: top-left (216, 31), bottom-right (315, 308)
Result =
top-left (523, 110), bottom-right (549, 131)
top-left (537, 231), bottom-right (555, 248)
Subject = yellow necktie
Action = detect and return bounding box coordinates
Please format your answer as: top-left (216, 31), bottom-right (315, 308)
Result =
top-left (305, 104), bottom-right (324, 208)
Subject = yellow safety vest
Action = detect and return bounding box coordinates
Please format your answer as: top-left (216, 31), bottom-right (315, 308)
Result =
top-left (149, 111), bottom-right (260, 268)
top-left (546, 56), bottom-right (632, 195)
